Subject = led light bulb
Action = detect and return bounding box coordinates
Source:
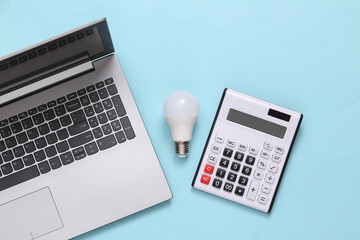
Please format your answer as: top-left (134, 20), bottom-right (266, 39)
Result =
top-left (164, 91), bottom-right (199, 158)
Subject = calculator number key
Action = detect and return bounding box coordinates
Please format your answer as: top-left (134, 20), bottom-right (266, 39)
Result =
top-left (235, 186), bottom-right (245, 196)
top-left (219, 158), bottom-right (230, 168)
top-left (234, 152), bottom-right (244, 161)
top-left (216, 168), bottom-right (226, 178)
top-left (245, 155), bottom-right (256, 165)
top-left (227, 172), bottom-right (237, 182)
top-left (242, 166), bottom-right (252, 176)
top-left (223, 182), bottom-right (234, 192)
top-left (200, 174), bottom-right (211, 184)
top-left (238, 176), bottom-right (248, 186)
top-left (212, 178), bottom-right (223, 189)
top-left (223, 148), bottom-right (233, 158)
top-left (204, 164), bottom-right (214, 174)
top-left (230, 162), bottom-right (241, 172)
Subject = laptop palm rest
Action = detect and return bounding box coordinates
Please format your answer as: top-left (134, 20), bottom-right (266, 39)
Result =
top-left (0, 187), bottom-right (63, 240)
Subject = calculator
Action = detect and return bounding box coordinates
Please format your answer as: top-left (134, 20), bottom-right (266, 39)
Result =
top-left (192, 88), bottom-right (303, 213)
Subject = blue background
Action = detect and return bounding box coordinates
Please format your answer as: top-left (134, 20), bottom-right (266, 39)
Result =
top-left (1, 0), bottom-right (360, 239)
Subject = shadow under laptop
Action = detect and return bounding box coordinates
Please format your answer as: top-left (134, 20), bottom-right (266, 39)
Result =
top-left (72, 200), bottom-right (172, 239)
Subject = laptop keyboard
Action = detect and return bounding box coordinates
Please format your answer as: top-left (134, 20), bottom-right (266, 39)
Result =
top-left (0, 78), bottom-right (135, 191)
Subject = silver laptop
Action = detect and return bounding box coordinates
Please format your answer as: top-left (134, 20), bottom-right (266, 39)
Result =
top-left (0, 18), bottom-right (172, 240)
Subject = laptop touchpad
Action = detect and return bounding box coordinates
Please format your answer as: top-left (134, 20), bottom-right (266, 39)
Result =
top-left (0, 187), bottom-right (63, 240)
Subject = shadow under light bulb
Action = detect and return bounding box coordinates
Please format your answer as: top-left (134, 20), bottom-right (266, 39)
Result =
top-left (164, 91), bottom-right (199, 158)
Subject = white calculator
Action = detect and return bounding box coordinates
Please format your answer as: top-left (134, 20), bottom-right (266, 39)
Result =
top-left (192, 88), bottom-right (303, 213)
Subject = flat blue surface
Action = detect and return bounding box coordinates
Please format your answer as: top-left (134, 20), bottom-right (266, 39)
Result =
top-left (1, 0), bottom-right (360, 239)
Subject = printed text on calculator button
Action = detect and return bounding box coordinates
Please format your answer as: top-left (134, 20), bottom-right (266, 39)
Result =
top-left (260, 150), bottom-right (270, 159)
top-left (226, 139), bottom-right (236, 148)
top-left (275, 145), bottom-right (284, 154)
top-left (257, 159), bottom-right (267, 170)
top-left (261, 184), bottom-right (271, 194)
top-left (200, 174), bottom-right (211, 184)
top-left (263, 141), bottom-right (273, 151)
top-left (249, 146), bottom-right (258, 155)
top-left (258, 194), bottom-right (268, 204)
top-left (247, 180), bottom-right (260, 200)
top-left (268, 162), bottom-right (278, 174)
top-left (265, 173), bottom-right (275, 184)
top-left (215, 135), bottom-right (224, 143)
top-left (204, 164), bottom-right (214, 174)
top-left (272, 154), bottom-right (281, 163)
top-left (207, 154), bottom-right (217, 164)
top-left (254, 169), bottom-right (264, 180)
top-left (238, 143), bottom-right (247, 151)
top-left (211, 144), bottom-right (221, 154)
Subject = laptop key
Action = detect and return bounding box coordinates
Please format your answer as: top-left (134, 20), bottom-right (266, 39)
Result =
top-left (13, 146), bottom-right (25, 158)
top-left (5, 136), bottom-right (17, 148)
top-left (49, 156), bottom-right (62, 170)
top-left (98, 113), bottom-right (108, 124)
top-left (72, 146), bottom-right (84, 155)
top-left (92, 127), bottom-right (103, 139)
top-left (120, 117), bottom-right (135, 140)
top-left (0, 141), bottom-right (6, 152)
top-left (57, 96), bottom-right (66, 104)
top-left (102, 99), bottom-right (113, 110)
top-left (12, 159), bottom-right (24, 171)
top-left (2, 150), bottom-right (14, 162)
top-left (21, 117), bottom-right (34, 129)
top-left (93, 102), bottom-right (104, 113)
top-left (107, 84), bottom-right (118, 95)
top-left (74, 152), bottom-right (86, 160)
top-left (0, 126), bottom-right (12, 138)
top-left (28, 108), bottom-right (37, 115)
top-left (105, 78), bottom-right (114, 85)
top-left (57, 129), bottom-right (69, 140)
top-left (80, 95), bottom-right (90, 106)
top-left (11, 122), bottom-right (23, 134)
top-left (65, 99), bottom-right (81, 112)
top-left (54, 105), bottom-right (66, 116)
top-left (32, 113), bottom-right (45, 125)
top-left (95, 81), bottom-right (104, 89)
top-left (68, 121), bottom-right (89, 136)
top-left (68, 131), bottom-right (94, 148)
top-left (86, 85), bottom-right (95, 92)
top-left (88, 117), bottom-right (99, 128)
top-left (16, 132), bottom-right (28, 144)
top-left (112, 95), bottom-right (126, 117)
top-left (89, 91), bottom-right (100, 103)
top-left (1, 163), bottom-right (13, 175)
top-left (71, 109), bottom-right (86, 124)
top-left (43, 109), bottom-right (55, 121)
top-left (56, 141), bottom-right (69, 153)
top-left (84, 141), bottom-right (98, 155)
top-left (111, 120), bottom-right (121, 131)
top-left (0, 165), bottom-right (40, 191)
top-left (9, 115), bottom-right (18, 123)
top-left (107, 109), bottom-right (117, 121)
top-left (115, 130), bottom-right (126, 143)
top-left (0, 119), bottom-right (9, 127)
top-left (38, 160), bottom-right (51, 174)
top-left (35, 137), bottom-right (47, 149)
top-left (46, 133), bottom-right (58, 145)
top-left (101, 123), bottom-right (112, 135)
top-left (49, 119), bottom-right (61, 131)
top-left (23, 154), bottom-right (35, 166)
top-left (97, 134), bottom-right (117, 151)
top-left (18, 112), bottom-right (28, 119)
top-left (45, 146), bottom-right (57, 158)
top-left (34, 150), bottom-right (46, 162)
top-left (67, 92), bottom-right (77, 100)
top-left (24, 142), bottom-right (36, 153)
top-left (38, 104), bottom-right (47, 112)
top-left (60, 115), bottom-right (72, 127)
top-left (84, 106), bottom-right (95, 117)
top-left (60, 151), bottom-right (74, 165)
top-left (77, 89), bottom-right (86, 96)
top-left (27, 127), bottom-right (40, 139)
top-left (98, 88), bottom-right (109, 99)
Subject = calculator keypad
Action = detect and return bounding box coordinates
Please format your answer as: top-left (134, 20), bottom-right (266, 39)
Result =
top-left (198, 134), bottom-right (287, 211)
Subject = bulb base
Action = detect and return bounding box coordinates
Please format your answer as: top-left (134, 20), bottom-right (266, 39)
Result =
top-left (175, 141), bottom-right (189, 158)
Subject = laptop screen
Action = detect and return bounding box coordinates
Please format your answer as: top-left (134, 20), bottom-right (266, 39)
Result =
top-left (0, 18), bottom-right (114, 97)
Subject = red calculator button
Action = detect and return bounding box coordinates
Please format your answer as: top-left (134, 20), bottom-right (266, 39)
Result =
top-left (204, 164), bottom-right (214, 174)
top-left (200, 174), bottom-right (211, 184)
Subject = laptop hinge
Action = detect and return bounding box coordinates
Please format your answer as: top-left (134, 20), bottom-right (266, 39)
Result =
top-left (0, 60), bottom-right (94, 107)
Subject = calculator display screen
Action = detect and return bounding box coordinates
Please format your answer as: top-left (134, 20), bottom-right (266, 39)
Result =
top-left (227, 108), bottom-right (287, 139)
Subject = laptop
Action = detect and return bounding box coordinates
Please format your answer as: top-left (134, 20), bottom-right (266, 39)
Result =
top-left (0, 18), bottom-right (172, 240)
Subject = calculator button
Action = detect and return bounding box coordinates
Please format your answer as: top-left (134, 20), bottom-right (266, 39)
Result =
top-left (223, 182), bottom-right (234, 192)
top-left (216, 168), bottom-right (226, 178)
top-left (212, 178), bottom-right (223, 188)
top-left (223, 148), bottom-right (233, 158)
top-left (230, 162), bottom-right (241, 172)
top-left (265, 173), bottom-right (275, 184)
top-left (263, 141), bottom-right (273, 151)
top-left (204, 164), bottom-right (214, 174)
top-left (219, 158), bottom-right (230, 168)
top-left (208, 154), bottom-right (218, 164)
top-left (211, 144), bottom-right (221, 154)
top-left (238, 176), bottom-right (248, 186)
top-left (227, 172), bottom-right (237, 182)
top-left (261, 184), bottom-right (271, 194)
top-left (238, 143), bottom-right (247, 151)
top-left (200, 174), bottom-right (211, 184)
top-left (257, 159), bottom-right (267, 170)
top-left (275, 145), bottom-right (285, 154)
top-left (226, 139), bottom-right (236, 148)
top-left (260, 150), bottom-right (270, 159)
top-left (269, 162), bottom-right (278, 173)
top-left (253, 169), bottom-right (264, 180)
top-left (272, 154), bottom-right (281, 163)
top-left (242, 166), bottom-right (252, 176)
top-left (234, 152), bottom-right (244, 161)
top-left (215, 135), bottom-right (224, 143)
top-left (249, 146), bottom-right (258, 155)
top-left (247, 180), bottom-right (260, 200)
top-left (258, 194), bottom-right (268, 204)
top-left (245, 155), bottom-right (256, 165)
top-left (235, 186), bottom-right (245, 196)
